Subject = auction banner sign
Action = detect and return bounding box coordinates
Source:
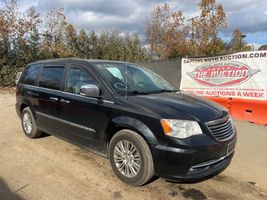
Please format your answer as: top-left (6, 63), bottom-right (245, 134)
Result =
top-left (180, 50), bottom-right (267, 100)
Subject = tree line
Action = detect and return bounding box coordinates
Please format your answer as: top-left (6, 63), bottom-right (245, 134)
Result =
top-left (0, 0), bottom-right (147, 86)
top-left (0, 0), bottom-right (251, 86)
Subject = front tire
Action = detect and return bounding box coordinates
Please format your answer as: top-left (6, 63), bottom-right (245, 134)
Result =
top-left (109, 129), bottom-right (154, 186)
top-left (21, 107), bottom-right (42, 138)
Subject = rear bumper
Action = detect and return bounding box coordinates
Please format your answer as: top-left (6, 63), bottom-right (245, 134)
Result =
top-left (152, 135), bottom-right (236, 181)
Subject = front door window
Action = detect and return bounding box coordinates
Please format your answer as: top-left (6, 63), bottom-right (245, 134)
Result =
top-left (66, 67), bottom-right (97, 94)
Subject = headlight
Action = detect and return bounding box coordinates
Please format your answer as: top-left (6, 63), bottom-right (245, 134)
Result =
top-left (161, 119), bottom-right (202, 139)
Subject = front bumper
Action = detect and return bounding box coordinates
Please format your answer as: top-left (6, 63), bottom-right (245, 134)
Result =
top-left (184, 151), bottom-right (233, 180)
top-left (152, 134), bottom-right (236, 182)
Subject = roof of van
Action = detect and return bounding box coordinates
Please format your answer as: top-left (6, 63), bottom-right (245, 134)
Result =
top-left (30, 58), bottom-right (130, 65)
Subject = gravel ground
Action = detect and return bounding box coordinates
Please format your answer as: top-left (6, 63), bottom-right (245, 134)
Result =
top-left (0, 93), bottom-right (267, 200)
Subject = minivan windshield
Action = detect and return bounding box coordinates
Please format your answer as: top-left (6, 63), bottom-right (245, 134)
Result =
top-left (93, 62), bottom-right (177, 95)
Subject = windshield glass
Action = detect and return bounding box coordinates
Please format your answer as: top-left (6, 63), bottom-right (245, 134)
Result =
top-left (93, 62), bottom-right (177, 95)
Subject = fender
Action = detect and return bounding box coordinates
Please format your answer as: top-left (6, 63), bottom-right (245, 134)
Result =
top-left (111, 116), bottom-right (159, 145)
top-left (20, 96), bottom-right (36, 119)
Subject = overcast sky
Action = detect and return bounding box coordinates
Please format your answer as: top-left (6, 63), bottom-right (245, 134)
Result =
top-left (18, 0), bottom-right (267, 48)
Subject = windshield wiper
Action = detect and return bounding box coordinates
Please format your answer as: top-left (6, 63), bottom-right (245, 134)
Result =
top-left (159, 89), bottom-right (178, 93)
top-left (128, 89), bottom-right (178, 95)
top-left (149, 89), bottom-right (178, 94)
top-left (128, 90), bottom-right (151, 95)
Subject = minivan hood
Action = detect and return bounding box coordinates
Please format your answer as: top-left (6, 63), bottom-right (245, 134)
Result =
top-left (128, 91), bottom-right (228, 122)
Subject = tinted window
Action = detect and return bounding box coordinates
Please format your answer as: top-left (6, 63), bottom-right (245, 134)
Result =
top-left (66, 67), bottom-right (97, 94)
top-left (94, 63), bottom-right (176, 95)
top-left (20, 64), bottom-right (41, 85)
top-left (39, 67), bottom-right (65, 90)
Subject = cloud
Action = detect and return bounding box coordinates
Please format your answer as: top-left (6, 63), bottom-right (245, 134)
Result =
top-left (219, 0), bottom-right (267, 33)
top-left (69, 10), bottom-right (146, 33)
top-left (30, 0), bottom-right (172, 36)
top-left (35, 0), bottom-right (137, 17)
top-left (15, 0), bottom-right (267, 44)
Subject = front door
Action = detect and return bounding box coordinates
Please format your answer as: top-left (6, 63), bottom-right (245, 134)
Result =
top-left (58, 63), bottom-right (107, 150)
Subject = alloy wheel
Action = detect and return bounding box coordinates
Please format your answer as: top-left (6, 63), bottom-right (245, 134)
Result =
top-left (23, 112), bottom-right (32, 134)
top-left (113, 140), bottom-right (141, 178)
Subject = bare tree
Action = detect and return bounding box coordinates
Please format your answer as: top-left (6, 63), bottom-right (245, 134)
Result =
top-left (229, 29), bottom-right (250, 52)
top-left (194, 0), bottom-right (227, 56)
top-left (145, 3), bottom-right (188, 60)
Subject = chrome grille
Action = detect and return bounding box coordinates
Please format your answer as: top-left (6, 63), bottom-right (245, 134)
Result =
top-left (205, 115), bottom-right (235, 142)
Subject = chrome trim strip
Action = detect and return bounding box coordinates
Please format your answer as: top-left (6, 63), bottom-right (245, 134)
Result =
top-left (103, 100), bottom-right (115, 104)
top-left (36, 111), bottom-right (96, 133)
top-left (21, 84), bottom-right (114, 104)
top-left (189, 151), bottom-right (234, 170)
top-left (205, 114), bottom-right (229, 126)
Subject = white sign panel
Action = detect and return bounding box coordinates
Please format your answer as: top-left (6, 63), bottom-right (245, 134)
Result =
top-left (180, 51), bottom-right (267, 100)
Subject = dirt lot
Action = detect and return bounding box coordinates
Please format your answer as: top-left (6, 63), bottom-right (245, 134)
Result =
top-left (0, 92), bottom-right (267, 200)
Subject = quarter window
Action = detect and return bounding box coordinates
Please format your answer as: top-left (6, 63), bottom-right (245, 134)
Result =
top-left (20, 64), bottom-right (41, 85)
top-left (39, 67), bottom-right (65, 90)
top-left (66, 67), bottom-right (97, 94)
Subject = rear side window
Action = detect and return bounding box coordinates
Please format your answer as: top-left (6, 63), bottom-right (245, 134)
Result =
top-left (20, 64), bottom-right (42, 85)
top-left (39, 67), bottom-right (65, 90)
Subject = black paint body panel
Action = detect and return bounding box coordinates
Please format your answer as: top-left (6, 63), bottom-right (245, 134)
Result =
top-left (16, 58), bottom-right (237, 181)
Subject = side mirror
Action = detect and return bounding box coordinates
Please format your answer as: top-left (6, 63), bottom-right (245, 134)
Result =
top-left (80, 84), bottom-right (100, 98)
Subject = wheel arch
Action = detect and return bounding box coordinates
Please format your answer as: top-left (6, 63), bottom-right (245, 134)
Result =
top-left (20, 103), bottom-right (28, 113)
top-left (19, 99), bottom-right (36, 119)
top-left (105, 116), bottom-right (159, 155)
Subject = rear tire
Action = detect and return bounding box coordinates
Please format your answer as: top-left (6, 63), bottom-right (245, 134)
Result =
top-left (21, 107), bottom-right (42, 138)
top-left (109, 129), bottom-right (154, 186)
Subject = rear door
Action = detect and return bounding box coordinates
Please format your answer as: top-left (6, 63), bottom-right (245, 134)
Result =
top-left (35, 64), bottom-right (66, 135)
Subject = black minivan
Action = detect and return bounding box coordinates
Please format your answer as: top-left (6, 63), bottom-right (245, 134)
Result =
top-left (16, 58), bottom-right (236, 186)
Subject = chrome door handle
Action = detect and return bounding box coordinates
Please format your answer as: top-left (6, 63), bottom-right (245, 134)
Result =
top-left (60, 99), bottom-right (70, 104)
top-left (49, 97), bottom-right (58, 101)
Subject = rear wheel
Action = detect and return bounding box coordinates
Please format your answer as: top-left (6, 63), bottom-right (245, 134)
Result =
top-left (21, 107), bottom-right (42, 138)
top-left (109, 129), bottom-right (154, 186)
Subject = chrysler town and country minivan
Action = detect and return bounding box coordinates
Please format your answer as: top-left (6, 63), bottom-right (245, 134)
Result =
top-left (16, 58), bottom-right (237, 186)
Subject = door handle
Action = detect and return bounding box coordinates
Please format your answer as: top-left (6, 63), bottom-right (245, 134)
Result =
top-left (60, 99), bottom-right (70, 104)
top-left (49, 97), bottom-right (58, 101)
